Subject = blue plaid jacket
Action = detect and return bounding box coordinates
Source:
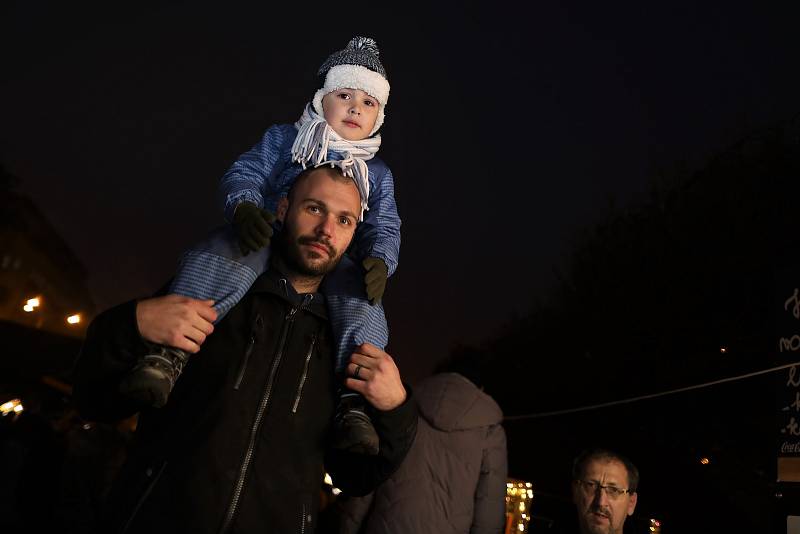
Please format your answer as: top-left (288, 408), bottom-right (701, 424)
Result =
top-left (219, 124), bottom-right (401, 276)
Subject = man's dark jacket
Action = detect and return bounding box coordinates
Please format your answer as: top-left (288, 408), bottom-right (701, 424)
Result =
top-left (72, 270), bottom-right (417, 534)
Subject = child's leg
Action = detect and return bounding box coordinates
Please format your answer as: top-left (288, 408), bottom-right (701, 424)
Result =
top-left (322, 254), bottom-right (389, 371)
top-left (170, 226), bottom-right (270, 321)
top-left (321, 255), bottom-right (389, 455)
top-left (120, 226), bottom-right (269, 408)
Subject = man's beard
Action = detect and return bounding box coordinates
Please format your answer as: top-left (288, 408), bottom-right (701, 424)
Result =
top-left (581, 506), bottom-right (617, 534)
top-left (275, 224), bottom-right (343, 278)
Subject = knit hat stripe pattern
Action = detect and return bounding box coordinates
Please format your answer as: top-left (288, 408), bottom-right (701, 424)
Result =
top-left (317, 36), bottom-right (387, 78)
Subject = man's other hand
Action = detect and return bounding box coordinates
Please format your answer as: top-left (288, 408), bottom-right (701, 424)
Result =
top-left (345, 343), bottom-right (407, 411)
top-left (135, 295), bottom-right (217, 353)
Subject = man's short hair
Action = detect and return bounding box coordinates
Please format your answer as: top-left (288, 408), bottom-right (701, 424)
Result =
top-left (572, 448), bottom-right (640, 493)
top-left (286, 164), bottom-right (355, 203)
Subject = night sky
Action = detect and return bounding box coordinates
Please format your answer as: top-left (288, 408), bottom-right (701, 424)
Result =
top-left (3, 1), bottom-right (800, 382)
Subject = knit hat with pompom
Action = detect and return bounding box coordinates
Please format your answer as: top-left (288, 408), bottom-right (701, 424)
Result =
top-left (312, 37), bottom-right (390, 136)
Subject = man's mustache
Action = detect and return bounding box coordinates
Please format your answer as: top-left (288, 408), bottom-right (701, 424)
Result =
top-left (298, 235), bottom-right (335, 256)
top-left (590, 505), bottom-right (611, 519)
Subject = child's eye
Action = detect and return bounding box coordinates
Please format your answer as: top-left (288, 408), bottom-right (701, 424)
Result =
top-left (338, 92), bottom-right (351, 100)
top-left (364, 99), bottom-right (376, 107)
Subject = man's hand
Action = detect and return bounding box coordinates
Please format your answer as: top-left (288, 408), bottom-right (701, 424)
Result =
top-left (234, 202), bottom-right (276, 254)
top-left (135, 295), bottom-right (217, 354)
top-left (362, 257), bottom-right (388, 304)
top-left (345, 343), bottom-right (407, 411)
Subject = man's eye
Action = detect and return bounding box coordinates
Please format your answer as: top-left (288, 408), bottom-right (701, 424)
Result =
top-left (308, 205), bottom-right (321, 214)
top-left (582, 481), bottom-right (600, 492)
top-left (339, 217), bottom-right (352, 225)
top-left (607, 487), bottom-right (623, 497)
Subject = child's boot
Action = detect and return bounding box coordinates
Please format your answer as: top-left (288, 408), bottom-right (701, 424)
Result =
top-left (118, 345), bottom-right (190, 408)
top-left (333, 392), bottom-right (379, 455)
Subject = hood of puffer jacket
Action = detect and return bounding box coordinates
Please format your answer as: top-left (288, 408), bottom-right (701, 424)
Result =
top-left (415, 373), bottom-right (503, 432)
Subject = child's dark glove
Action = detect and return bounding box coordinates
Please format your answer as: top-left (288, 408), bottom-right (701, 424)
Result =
top-left (362, 257), bottom-right (388, 305)
top-left (233, 202), bottom-right (275, 254)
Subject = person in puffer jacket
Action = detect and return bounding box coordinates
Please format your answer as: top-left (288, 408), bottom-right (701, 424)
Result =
top-left (337, 351), bottom-right (508, 534)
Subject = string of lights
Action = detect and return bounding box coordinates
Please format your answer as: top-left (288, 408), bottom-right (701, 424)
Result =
top-left (504, 361), bottom-right (800, 421)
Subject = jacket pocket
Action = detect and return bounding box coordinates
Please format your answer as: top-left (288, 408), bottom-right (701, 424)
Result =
top-left (234, 314), bottom-right (263, 390)
top-left (291, 334), bottom-right (317, 414)
top-left (120, 460), bottom-right (167, 534)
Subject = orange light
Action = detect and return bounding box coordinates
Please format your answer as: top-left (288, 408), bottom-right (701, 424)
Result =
top-left (719, 347), bottom-right (727, 354)
top-left (1, 399), bottom-right (23, 415)
top-left (700, 457), bottom-right (710, 465)
top-left (67, 314), bottom-right (81, 325)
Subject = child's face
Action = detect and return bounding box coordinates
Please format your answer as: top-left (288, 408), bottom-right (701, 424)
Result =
top-left (322, 88), bottom-right (379, 141)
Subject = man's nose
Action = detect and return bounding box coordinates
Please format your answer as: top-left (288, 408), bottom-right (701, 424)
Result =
top-left (593, 488), bottom-right (610, 507)
top-left (315, 214), bottom-right (335, 237)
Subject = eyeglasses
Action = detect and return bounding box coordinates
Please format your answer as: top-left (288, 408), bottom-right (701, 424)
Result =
top-left (574, 479), bottom-right (632, 500)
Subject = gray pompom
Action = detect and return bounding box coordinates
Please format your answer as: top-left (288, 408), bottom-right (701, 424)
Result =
top-left (348, 36), bottom-right (380, 57)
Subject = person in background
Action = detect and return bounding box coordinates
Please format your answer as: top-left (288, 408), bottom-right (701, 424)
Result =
top-left (571, 448), bottom-right (639, 534)
top-left (338, 348), bottom-right (507, 534)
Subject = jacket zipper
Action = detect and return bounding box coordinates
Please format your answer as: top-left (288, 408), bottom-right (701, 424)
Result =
top-left (218, 294), bottom-right (312, 534)
top-left (300, 501), bottom-right (306, 534)
top-left (234, 314), bottom-right (263, 390)
top-left (292, 334), bottom-right (316, 414)
top-left (120, 461), bottom-right (167, 534)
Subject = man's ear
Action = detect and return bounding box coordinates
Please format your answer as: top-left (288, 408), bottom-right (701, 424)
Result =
top-left (627, 492), bottom-right (638, 516)
top-left (571, 481), bottom-right (581, 506)
top-left (276, 196), bottom-right (289, 222)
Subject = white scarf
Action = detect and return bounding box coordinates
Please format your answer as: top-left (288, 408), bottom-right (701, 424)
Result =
top-left (292, 104), bottom-right (381, 220)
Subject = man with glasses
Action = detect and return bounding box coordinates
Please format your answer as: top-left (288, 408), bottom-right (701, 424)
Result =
top-left (571, 448), bottom-right (639, 534)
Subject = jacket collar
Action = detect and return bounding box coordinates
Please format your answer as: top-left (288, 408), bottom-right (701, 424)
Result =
top-left (249, 266), bottom-right (328, 320)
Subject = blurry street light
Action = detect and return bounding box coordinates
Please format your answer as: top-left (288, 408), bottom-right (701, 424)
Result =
top-left (23, 297), bottom-right (41, 313)
top-left (1, 399), bottom-right (23, 416)
top-left (323, 472), bottom-right (342, 496)
top-left (67, 314), bottom-right (81, 324)
top-left (700, 457), bottom-right (710, 465)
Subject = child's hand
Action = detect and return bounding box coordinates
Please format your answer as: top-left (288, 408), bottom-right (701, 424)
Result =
top-left (234, 202), bottom-right (275, 254)
top-left (362, 257), bottom-right (388, 304)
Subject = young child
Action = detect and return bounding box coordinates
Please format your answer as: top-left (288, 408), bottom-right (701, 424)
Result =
top-left (119, 37), bottom-right (399, 455)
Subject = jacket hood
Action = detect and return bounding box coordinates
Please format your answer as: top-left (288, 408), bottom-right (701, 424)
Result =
top-left (415, 373), bottom-right (503, 432)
